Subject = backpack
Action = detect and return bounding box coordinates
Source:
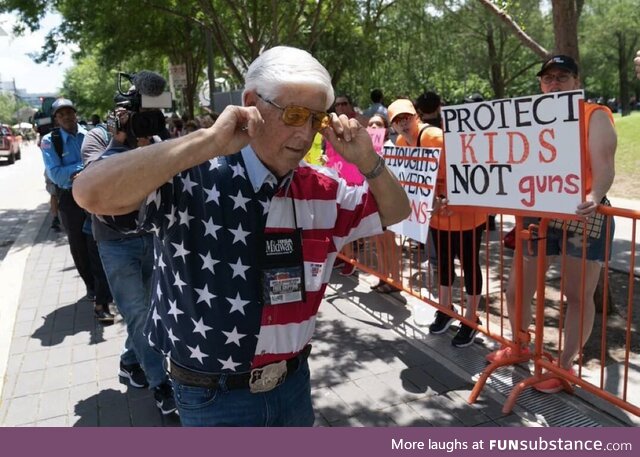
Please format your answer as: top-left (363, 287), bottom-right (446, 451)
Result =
top-left (50, 127), bottom-right (64, 158)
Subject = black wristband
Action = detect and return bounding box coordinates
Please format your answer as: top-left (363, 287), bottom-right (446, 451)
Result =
top-left (362, 155), bottom-right (385, 180)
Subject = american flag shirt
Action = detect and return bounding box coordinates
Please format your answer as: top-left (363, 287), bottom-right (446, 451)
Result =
top-left (140, 146), bottom-right (382, 373)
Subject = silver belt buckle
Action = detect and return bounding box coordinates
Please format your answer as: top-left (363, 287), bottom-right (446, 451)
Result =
top-left (249, 360), bottom-right (287, 393)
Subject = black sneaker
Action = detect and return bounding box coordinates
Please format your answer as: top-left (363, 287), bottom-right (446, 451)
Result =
top-left (51, 216), bottom-right (61, 232)
top-left (451, 319), bottom-right (482, 348)
top-left (154, 382), bottom-right (177, 415)
top-left (429, 309), bottom-right (454, 334)
top-left (94, 305), bottom-right (115, 324)
top-left (119, 362), bottom-right (149, 388)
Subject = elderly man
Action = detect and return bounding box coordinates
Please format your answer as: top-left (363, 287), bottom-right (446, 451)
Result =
top-left (74, 46), bottom-right (410, 426)
top-left (493, 55), bottom-right (617, 394)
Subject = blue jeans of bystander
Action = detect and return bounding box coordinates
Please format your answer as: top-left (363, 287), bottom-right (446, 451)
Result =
top-left (98, 235), bottom-right (168, 388)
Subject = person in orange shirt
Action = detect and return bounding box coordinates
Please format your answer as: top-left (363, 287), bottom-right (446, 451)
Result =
top-left (490, 55), bottom-right (617, 394)
top-left (388, 99), bottom-right (486, 347)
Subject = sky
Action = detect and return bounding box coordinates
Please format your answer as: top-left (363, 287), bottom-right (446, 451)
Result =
top-left (0, 11), bottom-right (75, 94)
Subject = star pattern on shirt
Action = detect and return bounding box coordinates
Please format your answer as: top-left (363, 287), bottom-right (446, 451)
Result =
top-left (172, 241), bottom-right (190, 261)
top-left (229, 190), bottom-right (250, 212)
top-left (173, 271), bottom-right (187, 292)
top-left (152, 307), bottom-right (161, 326)
top-left (194, 284), bottom-right (216, 307)
top-left (167, 327), bottom-right (180, 346)
top-left (222, 326), bottom-right (247, 346)
top-left (202, 217), bottom-right (221, 239)
top-left (218, 355), bottom-right (241, 371)
top-left (178, 208), bottom-right (194, 227)
top-left (181, 173), bottom-right (198, 195)
top-left (192, 317), bottom-right (213, 338)
top-left (229, 257), bottom-right (250, 279)
top-left (227, 292), bottom-right (250, 315)
top-left (157, 253), bottom-right (167, 273)
top-left (199, 251), bottom-right (219, 273)
top-left (203, 184), bottom-right (220, 205)
top-left (228, 222), bottom-right (250, 245)
top-left (230, 162), bottom-right (246, 179)
top-left (259, 198), bottom-right (271, 215)
top-left (167, 299), bottom-right (184, 322)
top-left (188, 344), bottom-right (209, 364)
top-left (165, 205), bottom-right (177, 229)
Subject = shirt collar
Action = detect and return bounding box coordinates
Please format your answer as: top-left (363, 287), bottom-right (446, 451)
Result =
top-left (59, 124), bottom-right (87, 143)
top-left (241, 145), bottom-right (293, 193)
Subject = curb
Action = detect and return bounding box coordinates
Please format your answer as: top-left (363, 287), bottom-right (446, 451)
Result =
top-left (0, 205), bottom-right (49, 398)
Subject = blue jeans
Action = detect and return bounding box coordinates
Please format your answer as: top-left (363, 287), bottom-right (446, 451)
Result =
top-left (98, 235), bottom-right (167, 388)
top-left (173, 359), bottom-right (315, 426)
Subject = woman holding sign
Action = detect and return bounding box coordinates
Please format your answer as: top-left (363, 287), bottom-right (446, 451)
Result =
top-left (388, 99), bottom-right (487, 347)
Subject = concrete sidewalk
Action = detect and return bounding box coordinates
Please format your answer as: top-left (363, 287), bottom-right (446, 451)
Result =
top-left (0, 210), bottom-right (631, 427)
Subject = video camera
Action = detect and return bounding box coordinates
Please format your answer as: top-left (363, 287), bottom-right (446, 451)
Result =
top-left (108, 71), bottom-right (172, 139)
top-left (31, 97), bottom-right (57, 139)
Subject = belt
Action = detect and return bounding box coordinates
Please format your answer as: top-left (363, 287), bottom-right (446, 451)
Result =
top-left (170, 344), bottom-right (312, 393)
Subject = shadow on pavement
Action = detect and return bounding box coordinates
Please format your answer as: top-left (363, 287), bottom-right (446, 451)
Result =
top-left (72, 388), bottom-right (181, 427)
top-left (31, 299), bottom-right (110, 346)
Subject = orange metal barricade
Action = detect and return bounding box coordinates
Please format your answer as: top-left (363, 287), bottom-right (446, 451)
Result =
top-left (337, 203), bottom-right (639, 418)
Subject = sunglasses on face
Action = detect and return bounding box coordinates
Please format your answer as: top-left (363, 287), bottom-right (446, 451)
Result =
top-left (257, 93), bottom-right (331, 131)
top-left (539, 73), bottom-right (573, 84)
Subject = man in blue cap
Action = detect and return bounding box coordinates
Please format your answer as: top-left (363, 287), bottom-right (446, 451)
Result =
top-left (41, 98), bottom-right (113, 322)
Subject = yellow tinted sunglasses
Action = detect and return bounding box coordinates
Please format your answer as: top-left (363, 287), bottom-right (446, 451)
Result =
top-left (257, 93), bottom-right (331, 131)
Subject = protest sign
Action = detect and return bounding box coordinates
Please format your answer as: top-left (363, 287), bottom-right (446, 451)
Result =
top-left (442, 90), bottom-right (585, 216)
top-left (325, 127), bottom-right (386, 185)
top-left (385, 145), bottom-right (440, 242)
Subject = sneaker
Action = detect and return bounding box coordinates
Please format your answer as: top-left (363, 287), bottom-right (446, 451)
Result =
top-left (154, 382), bottom-right (177, 415)
top-left (534, 367), bottom-right (576, 394)
top-left (485, 345), bottom-right (531, 363)
top-left (94, 305), bottom-right (115, 324)
top-left (51, 216), bottom-right (61, 232)
top-left (429, 309), bottom-right (454, 334)
top-left (119, 362), bottom-right (149, 388)
top-left (451, 319), bottom-right (481, 348)
top-left (339, 262), bottom-right (356, 276)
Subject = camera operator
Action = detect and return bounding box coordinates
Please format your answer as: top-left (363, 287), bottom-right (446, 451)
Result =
top-left (82, 73), bottom-right (176, 416)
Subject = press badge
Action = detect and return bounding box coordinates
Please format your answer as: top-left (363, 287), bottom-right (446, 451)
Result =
top-left (259, 230), bottom-right (306, 305)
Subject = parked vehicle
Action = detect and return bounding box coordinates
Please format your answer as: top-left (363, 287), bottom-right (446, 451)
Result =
top-left (0, 124), bottom-right (22, 164)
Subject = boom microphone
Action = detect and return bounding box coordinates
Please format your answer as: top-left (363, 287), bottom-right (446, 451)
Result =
top-left (132, 70), bottom-right (167, 96)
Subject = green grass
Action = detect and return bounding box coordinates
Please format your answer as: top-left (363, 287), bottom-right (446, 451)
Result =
top-left (610, 111), bottom-right (640, 200)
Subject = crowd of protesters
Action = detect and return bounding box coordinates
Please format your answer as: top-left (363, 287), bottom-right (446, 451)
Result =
top-left (33, 47), bottom-right (628, 426)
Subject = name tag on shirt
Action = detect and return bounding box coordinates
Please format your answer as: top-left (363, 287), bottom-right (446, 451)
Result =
top-left (258, 230), bottom-right (305, 305)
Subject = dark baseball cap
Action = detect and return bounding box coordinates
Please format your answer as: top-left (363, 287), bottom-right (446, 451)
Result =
top-left (536, 55), bottom-right (579, 77)
top-left (51, 98), bottom-right (77, 116)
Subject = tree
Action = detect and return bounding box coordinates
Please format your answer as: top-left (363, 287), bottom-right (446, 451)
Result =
top-left (0, 93), bottom-right (20, 124)
top-left (581, 0), bottom-right (640, 116)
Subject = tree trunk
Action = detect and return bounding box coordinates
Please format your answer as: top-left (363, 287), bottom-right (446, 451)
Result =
top-left (486, 23), bottom-right (506, 99)
top-left (618, 32), bottom-right (631, 117)
top-left (551, 0), bottom-right (579, 59)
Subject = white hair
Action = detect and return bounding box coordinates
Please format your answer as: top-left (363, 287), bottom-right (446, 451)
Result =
top-left (243, 46), bottom-right (334, 110)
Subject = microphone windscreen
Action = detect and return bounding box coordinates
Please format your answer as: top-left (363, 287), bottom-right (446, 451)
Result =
top-left (132, 71), bottom-right (167, 97)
